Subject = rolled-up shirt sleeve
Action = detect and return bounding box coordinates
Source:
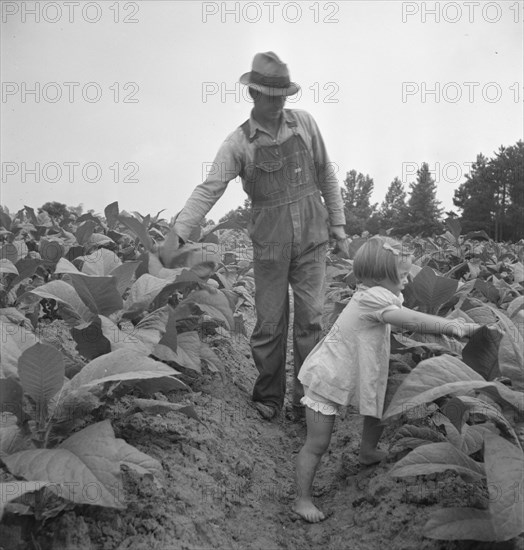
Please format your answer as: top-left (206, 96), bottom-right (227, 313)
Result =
top-left (174, 133), bottom-right (242, 241)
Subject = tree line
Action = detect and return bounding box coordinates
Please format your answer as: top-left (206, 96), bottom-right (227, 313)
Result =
top-left (15, 140), bottom-right (520, 243)
top-left (220, 140), bottom-right (523, 242)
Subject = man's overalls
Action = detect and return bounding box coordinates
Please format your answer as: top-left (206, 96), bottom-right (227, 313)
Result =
top-left (240, 110), bottom-right (330, 411)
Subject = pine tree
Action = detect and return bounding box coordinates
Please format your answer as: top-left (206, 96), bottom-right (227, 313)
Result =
top-left (453, 154), bottom-right (495, 235)
top-left (404, 163), bottom-right (443, 236)
top-left (454, 141), bottom-right (523, 241)
top-left (380, 177), bottom-right (407, 235)
top-left (341, 170), bottom-right (377, 235)
top-left (491, 142), bottom-right (524, 241)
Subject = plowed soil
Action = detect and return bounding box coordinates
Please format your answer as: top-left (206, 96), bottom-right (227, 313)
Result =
top-left (2, 310), bottom-right (523, 550)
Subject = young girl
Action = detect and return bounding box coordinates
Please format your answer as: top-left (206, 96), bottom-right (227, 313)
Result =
top-left (293, 236), bottom-right (481, 523)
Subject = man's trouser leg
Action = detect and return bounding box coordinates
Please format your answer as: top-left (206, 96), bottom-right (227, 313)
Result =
top-left (289, 242), bottom-right (327, 406)
top-left (251, 258), bottom-right (290, 410)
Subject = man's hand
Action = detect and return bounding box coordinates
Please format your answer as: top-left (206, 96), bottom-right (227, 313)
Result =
top-left (330, 225), bottom-right (350, 259)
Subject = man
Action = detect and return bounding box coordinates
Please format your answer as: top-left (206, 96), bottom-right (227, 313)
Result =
top-left (174, 52), bottom-right (348, 419)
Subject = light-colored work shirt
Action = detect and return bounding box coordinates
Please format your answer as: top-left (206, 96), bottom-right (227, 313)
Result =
top-left (173, 109), bottom-right (345, 241)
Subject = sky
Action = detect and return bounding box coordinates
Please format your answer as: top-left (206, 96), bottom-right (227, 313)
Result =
top-left (1, 0), bottom-right (523, 224)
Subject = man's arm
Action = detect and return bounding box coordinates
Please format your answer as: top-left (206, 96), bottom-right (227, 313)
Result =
top-left (298, 111), bottom-right (348, 255)
top-left (174, 135), bottom-right (242, 241)
top-left (303, 113), bottom-right (346, 228)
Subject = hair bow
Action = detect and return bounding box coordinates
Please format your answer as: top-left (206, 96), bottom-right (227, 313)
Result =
top-left (382, 242), bottom-right (400, 255)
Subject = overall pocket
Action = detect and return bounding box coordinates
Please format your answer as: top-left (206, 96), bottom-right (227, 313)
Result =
top-left (253, 144), bottom-right (284, 198)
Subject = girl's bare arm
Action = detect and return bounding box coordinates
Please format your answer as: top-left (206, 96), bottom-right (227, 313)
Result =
top-left (382, 308), bottom-right (481, 338)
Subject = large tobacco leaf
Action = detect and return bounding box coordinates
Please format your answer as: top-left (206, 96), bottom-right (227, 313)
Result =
top-left (0, 424), bottom-right (34, 457)
top-left (109, 261), bottom-right (141, 296)
top-left (123, 274), bottom-right (176, 316)
top-left (76, 249), bottom-right (122, 277)
top-left (424, 433), bottom-right (524, 541)
top-left (157, 227), bottom-right (180, 267)
top-left (75, 220), bottom-right (96, 246)
top-left (117, 214), bottom-right (155, 252)
top-left (3, 420), bottom-right (162, 510)
top-left (67, 349), bottom-right (179, 391)
top-left (18, 343), bottom-right (64, 422)
top-left (405, 332), bottom-right (464, 356)
top-left (158, 306), bottom-right (177, 351)
top-left (506, 295), bottom-right (524, 322)
top-left (99, 316), bottom-right (152, 355)
top-left (153, 331), bottom-right (202, 372)
top-left (99, 309), bottom-right (177, 356)
top-left (177, 289), bottom-right (234, 330)
top-left (54, 257), bottom-right (84, 275)
top-left (59, 420), bottom-right (162, 493)
top-left (1, 241), bottom-right (28, 263)
top-left (510, 262), bottom-right (524, 284)
top-left (389, 441), bottom-right (485, 481)
top-left (465, 304), bottom-right (524, 388)
top-left (4, 447), bottom-right (123, 508)
top-left (55, 256), bottom-right (140, 297)
top-left (168, 243), bottom-right (221, 273)
top-left (0, 319), bottom-right (40, 378)
top-left (461, 325), bottom-right (503, 380)
top-left (407, 266), bottom-right (459, 314)
top-left (441, 421), bottom-right (496, 456)
top-left (382, 355), bottom-right (524, 421)
top-left (39, 238), bottom-right (64, 266)
top-left (11, 258), bottom-right (44, 287)
top-left (104, 201), bottom-right (119, 230)
top-left (433, 409), bottom-right (503, 455)
top-left (389, 425), bottom-right (446, 454)
top-left (18, 280), bottom-right (95, 326)
top-left (442, 396), bottom-right (520, 447)
top-left (64, 274), bottom-right (123, 316)
top-left (0, 258), bottom-right (18, 275)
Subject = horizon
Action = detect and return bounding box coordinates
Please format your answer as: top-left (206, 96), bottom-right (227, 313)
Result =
top-left (2, 1), bottom-right (522, 222)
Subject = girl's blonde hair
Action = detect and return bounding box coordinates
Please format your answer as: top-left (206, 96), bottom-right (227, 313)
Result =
top-left (353, 236), bottom-right (412, 285)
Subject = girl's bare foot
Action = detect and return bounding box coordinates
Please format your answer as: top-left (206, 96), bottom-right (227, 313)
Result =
top-left (358, 449), bottom-right (387, 465)
top-left (292, 498), bottom-right (326, 523)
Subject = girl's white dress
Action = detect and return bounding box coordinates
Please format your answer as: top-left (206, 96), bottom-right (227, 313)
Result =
top-left (298, 285), bottom-right (403, 418)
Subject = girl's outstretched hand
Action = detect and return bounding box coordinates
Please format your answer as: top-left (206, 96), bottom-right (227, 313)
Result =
top-left (450, 322), bottom-right (483, 338)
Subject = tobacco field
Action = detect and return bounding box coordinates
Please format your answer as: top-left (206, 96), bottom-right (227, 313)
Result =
top-left (0, 204), bottom-right (523, 550)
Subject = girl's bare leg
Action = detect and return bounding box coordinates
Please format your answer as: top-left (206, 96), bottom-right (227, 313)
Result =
top-left (359, 415), bottom-right (387, 465)
top-left (293, 407), bottom-right (336, 522)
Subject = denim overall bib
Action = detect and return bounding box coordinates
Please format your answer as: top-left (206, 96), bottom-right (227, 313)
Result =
top-left (240, 110), bottom-right (329, 410)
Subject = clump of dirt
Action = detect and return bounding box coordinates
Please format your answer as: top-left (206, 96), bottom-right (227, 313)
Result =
top-left (3, 314), bottom-right (524, 550)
